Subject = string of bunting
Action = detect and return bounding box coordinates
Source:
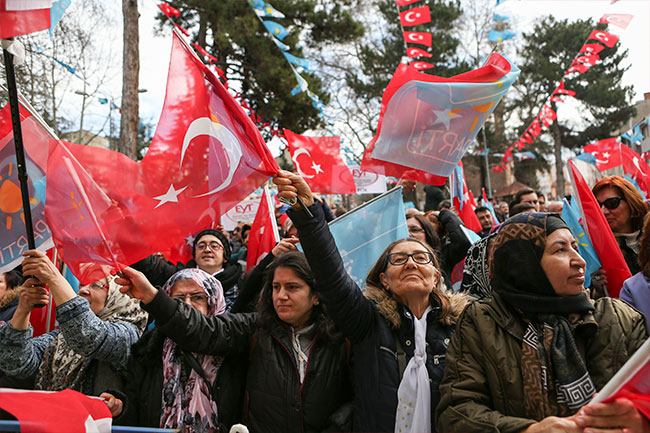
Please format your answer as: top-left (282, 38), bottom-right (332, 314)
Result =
top-left (395, 0), bottom-right (435, 70)
top-left (491, 9), bottom-right (635, 173)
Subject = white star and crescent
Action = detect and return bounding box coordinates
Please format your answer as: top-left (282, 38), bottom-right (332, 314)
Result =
top-left (292, 148), bottom-right (323, 179)
top-left (431, 107), bottom-right (454, 130)
top-left (404, 11), bottom-right (421, 23)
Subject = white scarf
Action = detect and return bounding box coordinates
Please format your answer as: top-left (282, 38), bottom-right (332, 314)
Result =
top-left (394, 306), bottom-right (432, 433)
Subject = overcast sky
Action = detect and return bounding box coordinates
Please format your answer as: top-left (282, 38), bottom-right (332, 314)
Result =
top-left (74, 0), bottom-right (650, 156)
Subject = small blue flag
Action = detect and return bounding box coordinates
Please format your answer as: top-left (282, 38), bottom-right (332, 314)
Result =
top-left (562, 198), bottom-right (601, 287)
top-left (493, 13), bottom-right (509, 22)
top-left (488, 29), bottom-right (516, 43)
top-left (576, 152), bottom-right (597, 165)
top-left (49, 0), bottom-right (71, 37)
top-left (263, 21), bottom-right (289, 40)
top-left (283, 52), bottom-right (312, 70)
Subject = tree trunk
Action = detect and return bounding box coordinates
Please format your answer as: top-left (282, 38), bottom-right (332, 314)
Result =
top-left (120, 0), bottom-right (139, 160)
top-left (552, 120), bottom-right (564, 198)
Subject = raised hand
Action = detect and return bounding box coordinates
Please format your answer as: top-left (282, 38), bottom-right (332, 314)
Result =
top-left (115, 266), bottom-right (158, 304)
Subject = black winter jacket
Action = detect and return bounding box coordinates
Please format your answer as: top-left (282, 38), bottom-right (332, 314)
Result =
top-left (143, 291), bottom-right (353, 433)
top-left (289, 204), bottom-right (466, 432)
top-left (115, 326), bottom-right (248, 431)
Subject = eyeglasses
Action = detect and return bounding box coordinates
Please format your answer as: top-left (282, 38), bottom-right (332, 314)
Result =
top-left (88, 282), bottom-right (107, 291)
top-left (196, 241), bottom-right (224, 251)
top-left (387, 251), bottom-right (434, 266)
top-left (172, 293), bottom-right (208, 304)
top-left (598, 196), bottom-right (624, 210)
top-left (408, 226), bottom-right (425, 234)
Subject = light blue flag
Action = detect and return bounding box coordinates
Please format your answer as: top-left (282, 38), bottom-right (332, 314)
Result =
top-left (272, 37), bottom-right (289, 51)
top-left (562, 198), bottom-right (601, 287)
top-left (290, 70), bottom-right (308, 95)
top-left (263, 21), bottom-right (289, 40)
top-left (283, 52), bottom-right (312, 70)
top-left (576, 152), bottom-right (597, 166)
top-left (624, 174), bottom-right (646, 199)
top-left (63, 265), bottom-right (80, 293)
top-left (248, 0), bottom-right (265, 8)
top-left (256, 2), bottom-right (285, 19)
top-left (488, 29), bottom-right (516, 43)
top-left (49, 0), bottom-right (71, 37)
top-left (493, 13), bottom-right (509, 22)
top-left (328, 187), bottom-right (409, 287)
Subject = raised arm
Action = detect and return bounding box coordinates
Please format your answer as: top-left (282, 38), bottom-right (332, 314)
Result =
top-left (117, 267), bottom-right (257, 356)
top-left (273, 170), bottom-right (378, 343)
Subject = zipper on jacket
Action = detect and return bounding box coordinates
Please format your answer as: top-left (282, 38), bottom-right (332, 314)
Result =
top-left (379, 345), bottom-right (398, 359)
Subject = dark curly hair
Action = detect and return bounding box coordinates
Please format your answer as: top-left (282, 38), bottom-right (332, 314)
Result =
top-left (257, 251), bottom-right (342, 342)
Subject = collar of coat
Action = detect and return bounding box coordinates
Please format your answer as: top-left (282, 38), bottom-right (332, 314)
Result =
top-left (363, 285), bottom-right (468, 329)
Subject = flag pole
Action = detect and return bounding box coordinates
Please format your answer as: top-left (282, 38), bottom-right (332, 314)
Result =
top-left (2, 41), bottom-right (37, 251)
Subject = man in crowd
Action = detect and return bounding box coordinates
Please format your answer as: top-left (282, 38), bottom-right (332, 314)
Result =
top-left (510, 188), bottom-right (539, 212)
top-left (536, 190), bottom-right (548, 211)
top-left (474, 206), bottom-right (494, 238)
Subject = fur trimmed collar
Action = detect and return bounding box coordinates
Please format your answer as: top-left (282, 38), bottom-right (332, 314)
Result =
top-left (0, 289), bottom-right (19, 309)
top-left (363, 285), bottom-right (468, 329)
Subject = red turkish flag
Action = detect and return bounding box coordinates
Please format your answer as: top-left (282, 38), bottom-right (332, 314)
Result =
top-left (579, 43), bottom-right (606, 55)
top-left (573, 53), bottom-right (600, 66)
top-left (44, 30), bottom-right (279, 284)
top-left (406, 47), bottom-right (432, 58)
top-left (396, 0), bottom-right (423, 6)
top-left (569, 160), bottom-right (630, 297)
top-left (599, 13), bottom-right (634, 30)
top-left (553, 80), bottom-right (576, 97)
top-left (399, 5), bottom-right (431, 27)
top-left (0, 388), bottom-right (112, 433)
top-left (246, 186), bottom-right (280, 271)
top-left (158, 2), bottom-right (180, 17)
top-left (584, 137), bottom-right (622, 171)
top-left (588, 30), bottom-right (619, 47)
top-left (403, 31), bottom-right (432, 47)
top-left (411, 61), bottom-right (435, 70)
top-left (284, 129), bottom-right (356, 194)
top-left (0, 0), bottom-right (50, 38)
top-left (621, 144), bottom-right (650, 198)
top-left (451, 162), bottom-right (481, 233)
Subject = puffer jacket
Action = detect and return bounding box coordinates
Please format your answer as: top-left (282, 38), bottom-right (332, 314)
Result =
top-left (143, 291), bottom-right (353, 433)
top-left (289, 203), bottom-right (468, 432)
top-left (437, 292), bottom-right (649, 433)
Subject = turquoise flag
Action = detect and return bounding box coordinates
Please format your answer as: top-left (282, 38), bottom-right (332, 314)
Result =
top-left (328, 188), bottom-right (409, 287)
top-left (562, 198), bottom-right (601, 287)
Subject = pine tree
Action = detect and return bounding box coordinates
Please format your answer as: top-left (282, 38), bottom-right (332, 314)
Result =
top-left (159, 1), bottom-right (364, 139)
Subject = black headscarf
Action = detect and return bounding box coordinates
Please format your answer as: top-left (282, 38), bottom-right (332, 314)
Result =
top-left (488, 212), bottom-right (594, 315)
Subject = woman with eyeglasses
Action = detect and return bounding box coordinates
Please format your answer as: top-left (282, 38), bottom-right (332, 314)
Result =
top-left (591, 176), bottom-right (648, 297)
top-left (115, 251), bottom-right (354, 433)
top-left (0, 250), bottom-right (147, 396)
top-left (103, 268), bottom-right (236, 432)
top-left (271, 171), bottom-right (467, 433)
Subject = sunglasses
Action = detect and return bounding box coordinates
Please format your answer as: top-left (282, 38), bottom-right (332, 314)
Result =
top-left (598, 196), bottom-right (624, 210)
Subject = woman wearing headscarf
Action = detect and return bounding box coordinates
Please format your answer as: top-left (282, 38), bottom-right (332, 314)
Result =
top-left (0, 250), bottom-right (147, 395)
top-left (273, 171), bottom-right (467, 433)
top-left (437, 213), bottom-right (649, 433)
top-left (116, 251), bottom-right (353, 433)
top-left (106, 268), bottom-right (228, 432)
top-left (591, 176), bottom-right (649, 297)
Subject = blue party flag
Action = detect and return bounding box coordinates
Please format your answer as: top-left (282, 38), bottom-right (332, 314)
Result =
top-left (263, 21), bottom-right (289, 40)
top-left (562, 198), bottom-right (601, 287)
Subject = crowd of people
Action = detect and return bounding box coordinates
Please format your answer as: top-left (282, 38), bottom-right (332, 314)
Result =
top-left (0, 172), bottom-right (648, 433)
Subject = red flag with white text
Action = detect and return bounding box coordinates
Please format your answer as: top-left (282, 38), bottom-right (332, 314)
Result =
top-left (284, 129), bottom-right (356, 194)
top-left (44, 30), bottom-right (279, 284)
top-left (0, 388), bottom-right (112, 433)
top-left (0, 0), bottom-right (51, 39)
top-left (568, 160), bottom-right (630, 297)
top-left (246, 186), bottom-right (280, 271)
